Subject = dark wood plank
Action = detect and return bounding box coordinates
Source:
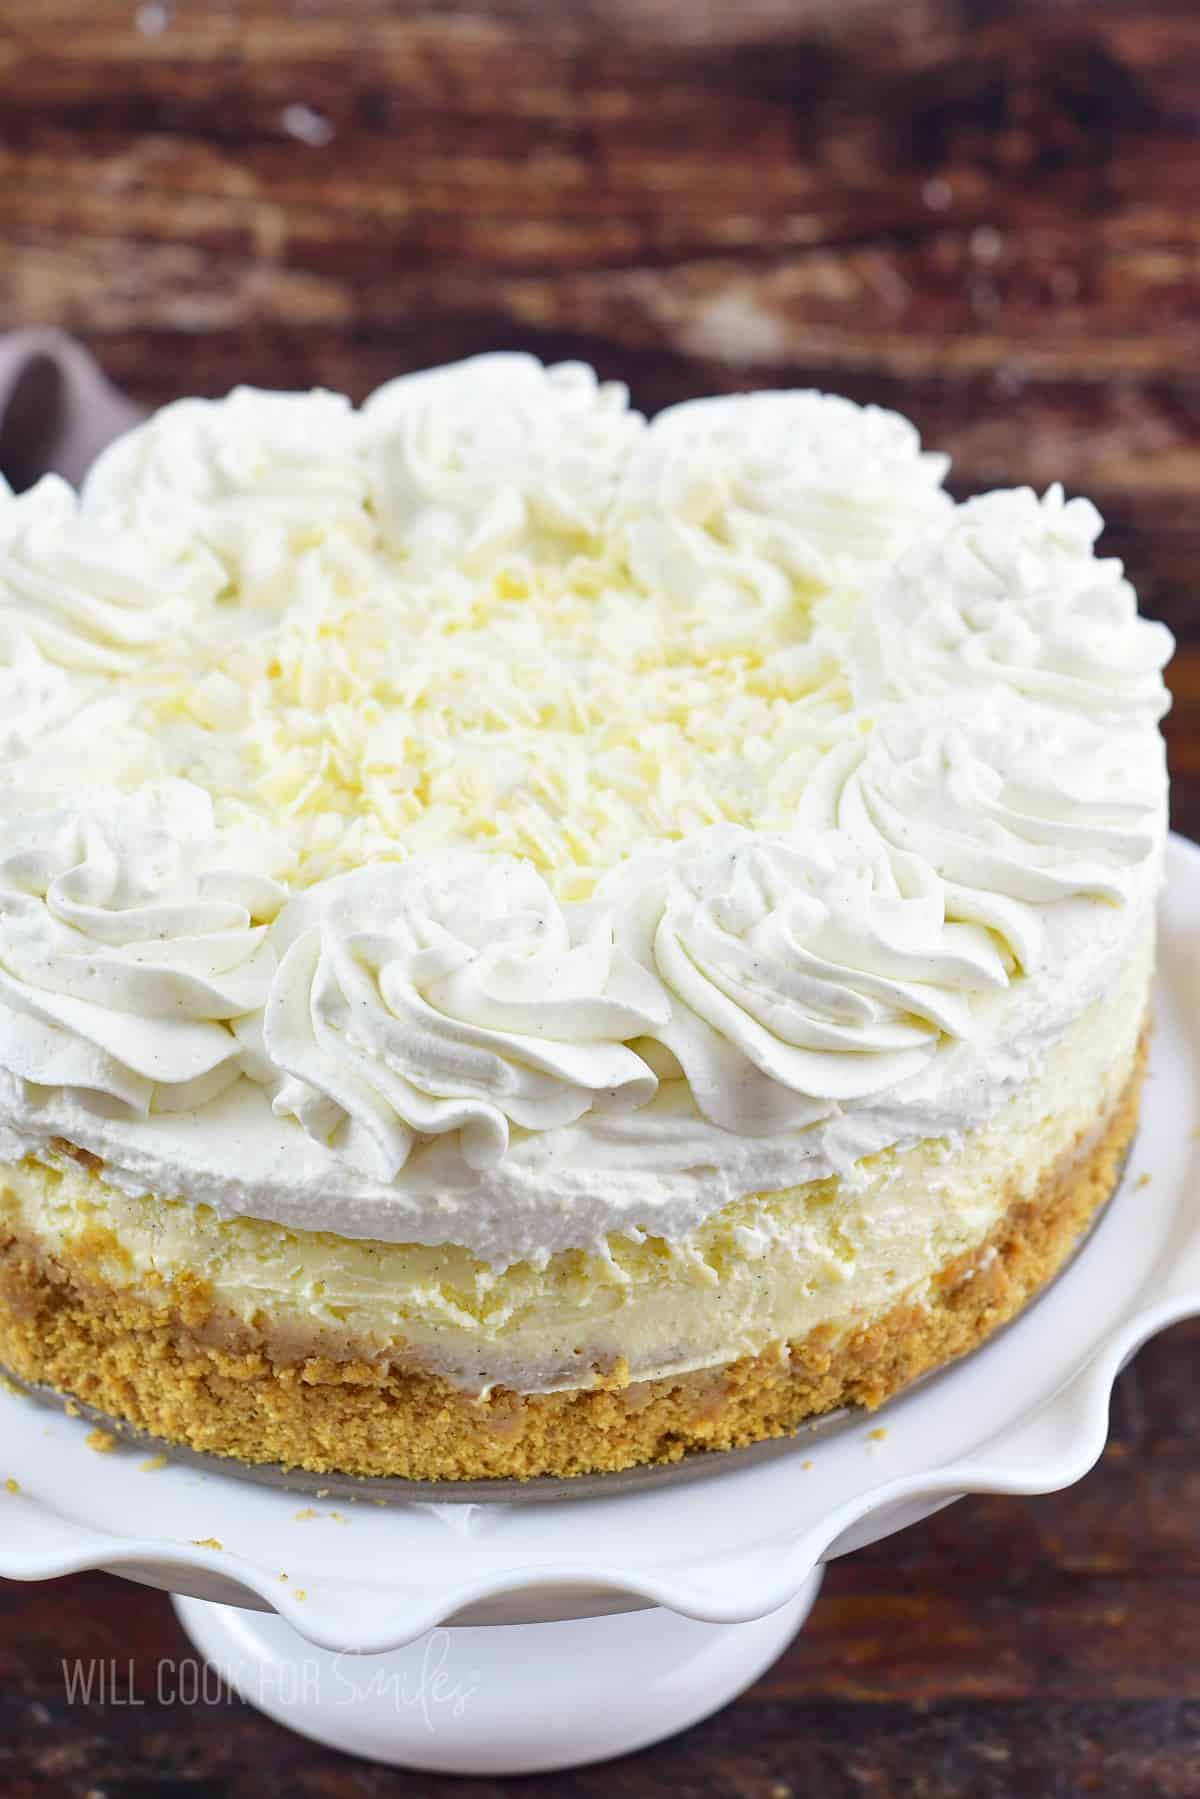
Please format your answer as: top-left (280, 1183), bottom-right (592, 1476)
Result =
top-left (0, 2), bottom-right (1197, 632)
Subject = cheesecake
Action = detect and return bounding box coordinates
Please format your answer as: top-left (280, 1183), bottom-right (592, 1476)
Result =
top-left (0, 358), bottom-right (1172, 1478)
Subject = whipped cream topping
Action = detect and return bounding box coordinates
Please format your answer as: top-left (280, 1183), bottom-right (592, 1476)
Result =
top-left (597, 825), bottom-right (1007, 1136)
top-left (0, 781), bottom-right (283, 1115)
top-left (853, 483), bottom-right (1173, 723)
top-left (0, 475), bottom-right (190, 672)
top-left (615, 390), bottom-right (952, 604)
top-left (0, 623), bottom-right (74, 757)
top-left (258, 853), bottom-right (664, 1179)
top-left (365, 353), bottom-right (643, 571)
top-left (0, 357), bottom-right (1173, 1262)
top-left (801, 696), bottom-right (1164, 971)
top-left (84, 386), bottom-right (371, 611)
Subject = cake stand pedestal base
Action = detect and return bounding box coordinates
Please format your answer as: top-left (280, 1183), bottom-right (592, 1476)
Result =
top-left (174, 1576), bottom-right (822, 1775)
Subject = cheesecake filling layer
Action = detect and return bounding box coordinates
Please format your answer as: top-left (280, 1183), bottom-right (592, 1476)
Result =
top-left (0, 923), bottom-right (1151, 1398)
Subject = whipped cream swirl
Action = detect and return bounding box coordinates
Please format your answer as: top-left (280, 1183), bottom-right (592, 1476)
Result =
top-left (364, 353), bottom-right (643, 571)
top-left (0, 621), bottom-right (74, 756)
top-left (0, 476), bottom-right (189, 672)
top-left (261, 853), bottom-right (666, 1179)
top-left (0, 781), bottom-right (284, 1115)
top-left (853, 483), bottom-right (1174, 724)
top-left (83, 387), bottom-right (372, 608)
top-left (801, 696), bottom-right (1165, 970)
top-left (613, 391), bottom-right (951, 625)
top-left (596, 826), bottom-right (1008, 1136)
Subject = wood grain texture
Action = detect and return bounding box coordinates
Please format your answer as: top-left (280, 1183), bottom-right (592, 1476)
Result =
top-left (0, 2), bottom-right (1198, 1794)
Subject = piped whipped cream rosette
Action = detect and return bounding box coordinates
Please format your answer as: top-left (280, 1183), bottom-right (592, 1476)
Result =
top-left (0, 693), bottom-right (166, 810)
top-left (0, 620), bottom-right (74, 757)
top-left (800, 695), bottom-right (1165, 972)
top-left (83, 386), bottom-right (373, 609)
top-left (256, 852), bottom-right (667, 1180)
top-left (594, 825), bottom-right (1009, 1137)
top-left (852, 483), bottom-right (1174, 725)
top-left (0, 475), bottom-right (193, 673)
top-left (0, 780), bottom-right (284, 1116)
top-left (611, 391), bottom-right (952, 642)
top-left (364, 353), bottom-right (643, 573)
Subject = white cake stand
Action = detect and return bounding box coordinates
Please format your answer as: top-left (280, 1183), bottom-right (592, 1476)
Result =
top-left (2, 834), bottom-right (1198, 1777)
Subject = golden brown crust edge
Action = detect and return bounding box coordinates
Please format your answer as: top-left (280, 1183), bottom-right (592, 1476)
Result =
top-left (0, 1037), bottom-right (1145, 1481)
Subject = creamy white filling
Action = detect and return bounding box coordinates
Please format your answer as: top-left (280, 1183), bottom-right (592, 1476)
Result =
top-left (2, 922), bottom-right (1151, 1394)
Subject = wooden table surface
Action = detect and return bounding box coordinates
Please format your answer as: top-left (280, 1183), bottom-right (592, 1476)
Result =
top-left (0, 3), bottom-right (1198, 1793)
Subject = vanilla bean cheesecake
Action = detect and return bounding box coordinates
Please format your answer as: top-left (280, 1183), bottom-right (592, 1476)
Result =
top-left (0, 358), bottom-right (1172, 1478)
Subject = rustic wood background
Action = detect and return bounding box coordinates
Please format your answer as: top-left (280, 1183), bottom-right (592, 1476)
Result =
top-left (0, 2), bottom-right (1198, 1794)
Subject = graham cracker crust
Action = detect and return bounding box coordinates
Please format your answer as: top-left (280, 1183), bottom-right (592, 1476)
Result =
top-left (0, 1039), bottom-right (1146, 1481)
